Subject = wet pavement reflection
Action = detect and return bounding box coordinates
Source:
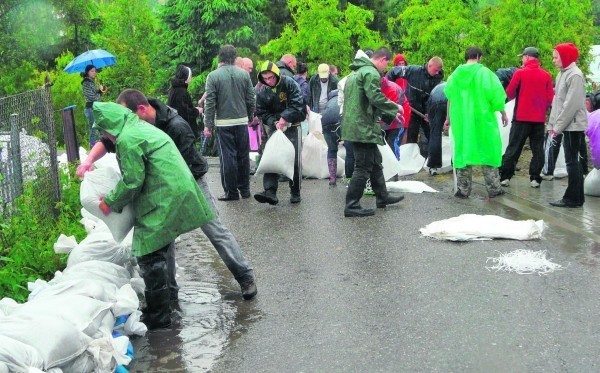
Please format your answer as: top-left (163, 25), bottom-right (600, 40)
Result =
top-left (129, 231), bottom-right (259, 372)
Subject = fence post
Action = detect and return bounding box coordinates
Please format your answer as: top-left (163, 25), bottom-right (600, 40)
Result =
top-left (9, 113), bottom-right (23, 197)
top-left (62, 105), bottom-right (79, 163)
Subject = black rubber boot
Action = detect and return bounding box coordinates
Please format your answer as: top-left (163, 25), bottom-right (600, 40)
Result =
top-left (254, 190), bottom-right (279, 205)
top-left (370, 169), bottom-right (404, 208)
top-left (344, 178), bottom-right (375, 217)
top-left (141, 287), bottom-right (172, 330)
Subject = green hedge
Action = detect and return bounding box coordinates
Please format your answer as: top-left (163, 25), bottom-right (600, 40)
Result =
top-left (0, 166), bottom-right (87, 302)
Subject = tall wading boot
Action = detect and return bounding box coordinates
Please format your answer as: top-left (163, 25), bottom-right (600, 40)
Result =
top-left (344, 179), bottom-right (375, 217)
top-left (327, 158), bottom-right (337, 186)
top-left (370, 170), bottom-right (404, 208)
top-left (141, 287), bottom-right (172, 330)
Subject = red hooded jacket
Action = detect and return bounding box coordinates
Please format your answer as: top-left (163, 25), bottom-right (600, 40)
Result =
top-left (380, 78), bottom-right (410, 129)
top-left (505, 59), bottom-right (554, 123)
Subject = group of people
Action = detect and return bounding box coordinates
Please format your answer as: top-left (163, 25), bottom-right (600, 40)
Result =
top-left (76, 41), bottom-right (596, 330)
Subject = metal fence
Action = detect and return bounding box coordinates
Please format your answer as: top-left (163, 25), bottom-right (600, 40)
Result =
top-left (0, 84), bottom-right (60, 215)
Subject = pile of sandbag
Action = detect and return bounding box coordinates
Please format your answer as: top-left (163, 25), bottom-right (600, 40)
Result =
top-left (0, 150), bottom-right (144, 372)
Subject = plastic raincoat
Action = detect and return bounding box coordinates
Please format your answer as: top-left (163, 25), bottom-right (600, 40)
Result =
top-left (92, 102), bottom-right (213, 256)
top-left (444, 63), bottom-right (506, 168)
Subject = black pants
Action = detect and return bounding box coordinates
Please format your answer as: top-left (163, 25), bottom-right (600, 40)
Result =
top-left (426, 102), bottom-right (446, 168)
top-left (562, 131), bottom-right (585, 205)
top-left (217, 125), bottom-right (250, 197)
top-left (137, 243), bottom-right (173, 323)
top-left (544, 132), bottom-right (589, 176)
top-left (346, 142), bottom-right (385, 202)
top-left (406, 114), bottom-right (430, 157)
top-left (344, 140), bottom-right (355, 178)
top-left (499, 121), bottom-right (545, 182)
top-left (263, 126), bottom-right (302, 196)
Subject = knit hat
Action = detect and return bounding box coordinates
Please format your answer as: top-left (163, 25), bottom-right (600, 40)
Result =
top-left (554, 43), bottom-right (579, 68)
top-left (393, 54), bottom-right (407, 66)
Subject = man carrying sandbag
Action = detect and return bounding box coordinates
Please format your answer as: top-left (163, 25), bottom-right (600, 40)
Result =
top-left (254, 61), bottom-right (307, 205)
top-left (342, 47), bottom-right (406, 217)
top-left (79, 91), bottom-right (258, 303)
top-left (91, 102), bottom-right (214, 329)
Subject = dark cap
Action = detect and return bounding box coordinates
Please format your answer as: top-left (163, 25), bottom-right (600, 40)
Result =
top-left (518, 47), bottom-right (539, 58)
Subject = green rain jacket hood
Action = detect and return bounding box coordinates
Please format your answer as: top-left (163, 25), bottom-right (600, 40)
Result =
top-left (341, 56), bottom-right (398, 144)
top-left (444, 63), bottom-right (506, 168)
top-left (92, 102), bottom-right (213, 256)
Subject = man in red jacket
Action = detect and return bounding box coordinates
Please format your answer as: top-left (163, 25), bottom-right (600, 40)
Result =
top-left (499, 47), bottom-right (554, 188)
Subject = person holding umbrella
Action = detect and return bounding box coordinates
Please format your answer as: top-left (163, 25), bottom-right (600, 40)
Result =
top-left (81, 65), bottom-right (106, 148)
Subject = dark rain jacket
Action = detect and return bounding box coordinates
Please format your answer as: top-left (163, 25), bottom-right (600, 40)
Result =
top-left (149, 98), bottom-right (209, 179)
top-left (341, 56), bottom-right (398, 144)
top-left (321, 89), bottom-right (341, 130)
top-left (256, 66), bottom-right (306, 130)
top-left (92, 102), bottom-right (213, 257)
top-left (308, 73), bottom-right (339, 113)
top-left (275, 61), bottom-right (295, 78)
top-left (167, 79), bottom-right (200, 138)
top-left (387, 63), bottom-right (444, 114)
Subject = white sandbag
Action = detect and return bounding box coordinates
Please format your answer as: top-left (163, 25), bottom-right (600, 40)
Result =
top-left (0, 298), bottom-right (19, 317)
top-left (584, 168), bottom-right (600, 197)
top-left (113, 284), bottom-right (139, 317)
top-left (54, 234), bottom-right (78, 254)
top-left (255, 130), bottom-right (296, 180)
top-left (67, 230), bottom-right (133, 269)
top-left (420, 214), bottom-right (544, 241)
top-left (53, 261), bottom-right (132, 289)
top-left (0, 314), bottom-right (92, 370)
top-left (58, 336), bottom-right (116, 373)
top-left (302, 133), bottom-right (329, 179)
top-left (80, 167), bottom-right (134, 243)
top-left (91, 151), bottom-right (120, 171)
top-left (28, 278), bottom-right (118, 304)
top-left (378, 144), bottom-right (402, 181)
top-left (12, 294), bottom-right (113, 339)
top-left (386, 180), bottom-right (438, 193)
top-left (398, 143), bottom-right (425, 176)
top-left (423, 135), bottom-right (454, 174)
top-left (0, 335), bottom-right (45, 372)
top-left (498, 99), bottom-right (514, 155)
top-left (307, 112), bottom-right (323, 133)
top-left (124, 310), bottom-right (147, 336)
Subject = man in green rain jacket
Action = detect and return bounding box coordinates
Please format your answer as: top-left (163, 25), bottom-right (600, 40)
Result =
top-left (444, 46), bottom-right (508, 199)
top-left (341, 47), bottom-right (405, 217)
top-left (93, 102), bottom-right (213, 329)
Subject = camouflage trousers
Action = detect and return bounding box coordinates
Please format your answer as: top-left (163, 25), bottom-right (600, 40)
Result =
top-left (455, 165), bottom-right (503, 197)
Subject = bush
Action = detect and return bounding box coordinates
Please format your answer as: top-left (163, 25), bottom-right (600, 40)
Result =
top-left (0, 165), bottom-right (87, 302)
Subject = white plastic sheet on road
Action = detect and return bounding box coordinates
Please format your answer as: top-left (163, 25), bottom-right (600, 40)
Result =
top-left (420, 214), bottom-right (544, 241)
top-left (486, 249), bottom-right (563, 275)
top-left (386, 180), bottom-right (438, 193)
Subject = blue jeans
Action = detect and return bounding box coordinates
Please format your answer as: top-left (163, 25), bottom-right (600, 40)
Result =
top-left (85, 107), bottom-right (98, 146)
top-left (323, 123), bottom-right (341, 159)
top-left (197, 176), bottom-right (254, 284)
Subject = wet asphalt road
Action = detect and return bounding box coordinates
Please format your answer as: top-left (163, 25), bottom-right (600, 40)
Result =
top-left (135, 159), bottom-right (600, 372)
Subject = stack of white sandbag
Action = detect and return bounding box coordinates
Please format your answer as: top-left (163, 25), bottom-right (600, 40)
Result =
top-left (0, 151), bottom-right (145, 372)
top-left (420, 214), bottom-right (545, 241)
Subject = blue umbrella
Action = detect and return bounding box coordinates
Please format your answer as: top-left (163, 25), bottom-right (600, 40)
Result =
top-left (64, 49), bottom-right (116, 74)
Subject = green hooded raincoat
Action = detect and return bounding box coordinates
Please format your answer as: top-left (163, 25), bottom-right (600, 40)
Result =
top-left (444, 63), bottom-right (506, 168)
top-left (92, 102), bottom-right (213, 257)
top-left (341, 56), bottom-right (398, 144)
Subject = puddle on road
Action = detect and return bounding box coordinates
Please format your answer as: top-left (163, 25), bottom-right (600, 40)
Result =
top-left (129, 230), bottom-right (259, 372)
